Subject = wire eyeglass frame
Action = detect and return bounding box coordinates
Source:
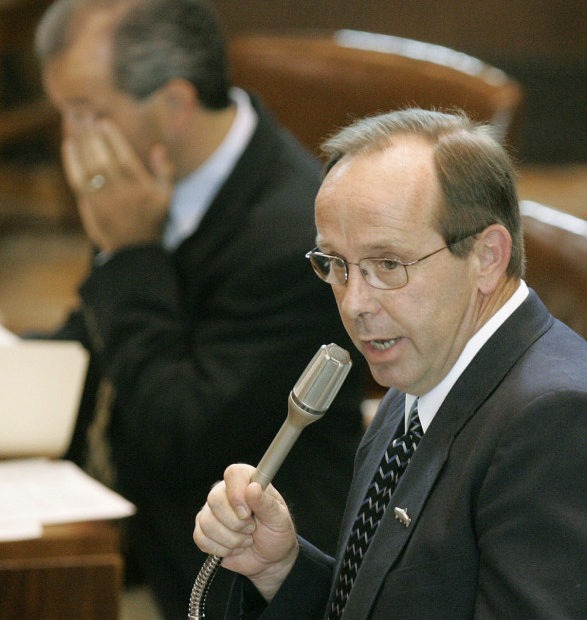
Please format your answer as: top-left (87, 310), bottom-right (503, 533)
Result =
top-left (305, 231), bottom-right (482, 291)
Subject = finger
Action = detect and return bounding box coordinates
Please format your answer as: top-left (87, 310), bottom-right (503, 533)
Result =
top-left (206, 479), bottom-right (255, 532)
top-left (194, 526), bottom-right (252, 558)
top-left (83, 126), bottom-right (115, 177)
top-left (63, 129), bottom-right (111, 194)
top-left (79, 128), bottom-right (125, 196)
top-left (223, 463), bottom-right (257, 519)
top-left (245, 481), bottom-right (290, 531)
top-left (75, 198), bottom-right (107, 249)
top-left (194, 505), bottom-right (254, 557)
top-left (97, 118), bottom-right (147, 181)
top-left (149, 143), bottom-right (175, 190)
top-left (62, 137), bottom-right (87, 192)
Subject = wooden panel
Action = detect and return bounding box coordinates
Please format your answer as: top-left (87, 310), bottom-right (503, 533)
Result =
top-left (0, 521), bottom-right (123, 620)
top-left (0, 521), bottom-right (120, 561)
top-left (517, 164), bottom-right (587, 221)
top-left (229, 32), bottom-right (524, 154)
top-left (0, 558), bottom-right (121, 620)
top-left (211, 0), bottom-right (586, 163)
top-left (211, 0), bottom-right (586, 60)
top-left (522, 210), bottom-right (587, 339)
top-left (0, 0), bottom-right (72, 225)
top-left (0, 228), bottom-right (89, 334)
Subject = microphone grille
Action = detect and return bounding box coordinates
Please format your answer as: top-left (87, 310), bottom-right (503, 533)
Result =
top-left (292, 343), bottom-right (352, 414)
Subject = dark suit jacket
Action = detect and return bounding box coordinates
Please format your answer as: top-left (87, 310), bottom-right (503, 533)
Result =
top-left (55, 100), bottom-right (365, 619)
top-left (231, 290), bottom-right (587, 619)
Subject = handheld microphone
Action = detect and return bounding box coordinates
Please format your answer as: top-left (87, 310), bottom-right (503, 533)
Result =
top-left (251, 342), bottom-right (352, 488)
top-left (188, 343), bottom-right (352, 619)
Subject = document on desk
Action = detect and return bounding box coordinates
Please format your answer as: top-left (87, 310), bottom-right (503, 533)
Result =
top-left (0, 323), bottom-right (18, 345)
top-left (0, 337), bottom-right (89, 458)
top-left (0, 458), bottom-right (135, 541)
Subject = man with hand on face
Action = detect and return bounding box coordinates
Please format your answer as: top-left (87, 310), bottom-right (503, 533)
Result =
top-left (194, 108), bottom-right (587, 619)
top-left (34, 1), bottom-right (364, 617)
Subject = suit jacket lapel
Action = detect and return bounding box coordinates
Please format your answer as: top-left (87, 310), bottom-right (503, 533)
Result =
top-left (339, 290), bottom-right (552, 618)
top-left (339, 394), bottom-right (455, 618)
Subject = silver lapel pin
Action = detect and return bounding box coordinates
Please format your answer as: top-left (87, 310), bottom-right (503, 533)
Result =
top-left (393, 506), bottom-right (411, 527)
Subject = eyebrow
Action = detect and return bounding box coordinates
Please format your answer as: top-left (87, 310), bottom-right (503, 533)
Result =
top-left (316, 239), bottom-right (406, 255)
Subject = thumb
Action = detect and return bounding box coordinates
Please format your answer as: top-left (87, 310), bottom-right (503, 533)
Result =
top-left (245, 482), bottom-right (291, 532)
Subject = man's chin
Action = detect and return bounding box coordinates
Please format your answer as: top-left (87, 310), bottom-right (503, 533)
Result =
top-left (367, 364), bottom-right (394, 390)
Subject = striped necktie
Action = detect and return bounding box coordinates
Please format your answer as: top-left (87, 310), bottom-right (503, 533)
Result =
top-left (328, 399), bottom-right (423, 619)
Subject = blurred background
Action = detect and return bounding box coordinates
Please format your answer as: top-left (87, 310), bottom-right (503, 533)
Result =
top-left (211, 0), bottom-right (586, 164)
top-left (0, 0), bottom-right (585, 333)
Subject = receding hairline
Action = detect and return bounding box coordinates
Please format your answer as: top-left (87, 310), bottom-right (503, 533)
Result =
top-left (320, 109), bottom-right (482, 173)
top-left (35, 0), bottom-right (139, 61)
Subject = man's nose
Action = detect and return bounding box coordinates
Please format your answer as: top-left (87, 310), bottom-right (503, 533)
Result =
top-left (339, 264), bottom-right (381, 318)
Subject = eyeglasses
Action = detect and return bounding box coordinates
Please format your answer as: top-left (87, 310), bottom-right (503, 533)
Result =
top-left (305, 233), bottom-right (479, 291)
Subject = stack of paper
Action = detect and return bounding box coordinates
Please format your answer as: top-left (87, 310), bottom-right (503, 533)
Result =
top-left (0, 458), bottom-right (135, 541)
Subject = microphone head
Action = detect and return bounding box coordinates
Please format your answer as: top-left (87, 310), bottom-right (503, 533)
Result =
top-left (291, 343), bottom-right (352, 415)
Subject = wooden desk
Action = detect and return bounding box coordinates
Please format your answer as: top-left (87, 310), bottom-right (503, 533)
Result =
top-left (0, 520), bottom-right (123, 620)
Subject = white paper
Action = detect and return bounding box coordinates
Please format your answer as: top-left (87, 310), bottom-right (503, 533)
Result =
top-left (0, 340), bottom-right (89, 458)
top-left (0, 458), bottom-right (135, 541)
top-left (0, 322), bottom-right (18, 345)
top-left (0, 512), bottom-right (41, 541)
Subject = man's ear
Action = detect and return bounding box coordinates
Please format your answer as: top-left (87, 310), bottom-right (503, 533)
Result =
top-left (159, 78), bottom-right (198, 132)
top-left (475, 224), bottom-right (512, 295)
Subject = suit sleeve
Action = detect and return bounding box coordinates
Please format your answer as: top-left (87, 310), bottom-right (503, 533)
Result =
top-left (224, 538), bottom-right (334, 620)
top-left (78, 239), bottom-right (327, 469)
top-left (474, 389), bottom-right (587, 617)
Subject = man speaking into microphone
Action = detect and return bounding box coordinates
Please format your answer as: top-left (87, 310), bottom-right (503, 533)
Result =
top-left (194, 108), bottom-right (587, 618)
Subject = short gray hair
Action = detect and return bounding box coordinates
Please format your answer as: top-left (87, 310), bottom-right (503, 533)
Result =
top-left (321, 108), bottom-right (524, 278)
top-left (35, 0), bottom-right (231, 109)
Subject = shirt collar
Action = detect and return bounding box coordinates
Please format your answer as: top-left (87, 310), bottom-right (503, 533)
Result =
top-left (405, 280), bottom-right (529, 432)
